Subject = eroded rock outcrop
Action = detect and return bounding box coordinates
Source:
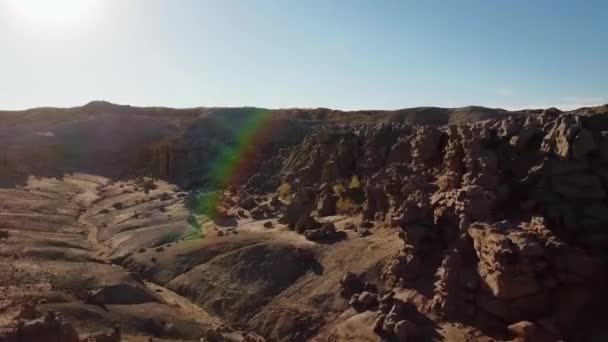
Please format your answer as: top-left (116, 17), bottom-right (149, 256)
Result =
top-left (3, 103), bottom-right (608, 341)
top-left (237, 108), bottom-right (608, 341)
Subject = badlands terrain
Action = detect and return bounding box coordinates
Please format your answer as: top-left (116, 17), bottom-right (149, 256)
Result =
top-left (1, 101), bottom-right (608, 341)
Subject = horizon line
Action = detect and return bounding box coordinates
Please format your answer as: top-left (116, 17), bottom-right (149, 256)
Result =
top-left (1, 99), bottom-right (606, 113)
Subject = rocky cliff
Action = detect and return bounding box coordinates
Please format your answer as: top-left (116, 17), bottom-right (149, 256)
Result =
top-left (229, 106), bottom-right (608, 341)
top-left (0, 101), bottom-right (515, 188)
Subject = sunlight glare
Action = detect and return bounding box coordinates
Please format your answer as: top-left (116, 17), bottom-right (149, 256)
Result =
top-left (7, 0), bottom-right (100, 28)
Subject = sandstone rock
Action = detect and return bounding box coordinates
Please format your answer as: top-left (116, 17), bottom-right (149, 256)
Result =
top-left (303, 222), bottom-right (344, 241)
top-left (393, 320), bottom-right (416, 342)
top-left (351, 291), bottom-right (378, 311)
top-left (358, 291), bottom-right (377, 306)
top-left (437, 171), bottom-right (461, 191)
top-left (372, 313), bottom-right (386, 334)
top-left (510, 122), bottom-right (539, 150)
top-left (283, 187), bottom-right (316, 227)
top-left (411, 127), bottom-right (443, 163)
top-left (295, 215), bottom-right (319, 233)
top-left (239, 195), bottom-right (258, 210)
top-left (363, 185), bottom-right (389, 220)
top-left (541, 114), bottom-right (580, 159)
top-left (378, 291), bottom-right (395, 313)
top-left (508, 321), bottom-right (537, 339)
top-left (382, 305), bottom-right (402, 335)
top-left (468, 223), bottom-right (540, 299)
top-left (250, 204), bottom-right (271, 220)
top-left (303, 228), bottom-right (324, 241)
top-left (497, 117), bottom-right (521, 138)
top-left (431, 185), bottom-right (494, 231)
top-left (237, 209), bottom-right (248, 218)
top-left (340, 271), bottom-right (364, 298)
top-left (316, 192), bottom-right (338, 217)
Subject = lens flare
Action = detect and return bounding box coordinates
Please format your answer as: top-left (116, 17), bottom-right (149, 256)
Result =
top-left (188, 109), bottom-right (278, 236)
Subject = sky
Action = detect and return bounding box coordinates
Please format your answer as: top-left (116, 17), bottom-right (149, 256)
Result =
top-left (0, 0), bottom-right (606, 111)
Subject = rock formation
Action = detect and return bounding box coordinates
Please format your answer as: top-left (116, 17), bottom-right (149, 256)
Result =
top-left (233, 107), bottom-right (608, 341)
top-left (2, 102), bottom-right (608, 341)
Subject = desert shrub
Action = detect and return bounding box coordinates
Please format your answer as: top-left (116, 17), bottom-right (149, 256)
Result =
top-left (277, 182), bottom-right (292, 200)
top-left (336, 196), bottom-right (353, 213)
top-left (333, 183), bottom-right (345, 195)
top-left (349, 175), bottom-right (361, 189)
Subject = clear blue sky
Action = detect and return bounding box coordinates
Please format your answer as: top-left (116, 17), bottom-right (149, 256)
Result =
top-left (0, 0), bottom-right (606, 110)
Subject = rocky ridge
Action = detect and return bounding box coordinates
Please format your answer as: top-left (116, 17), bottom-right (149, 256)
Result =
top-left (1, 103), bottom-right (608, 341)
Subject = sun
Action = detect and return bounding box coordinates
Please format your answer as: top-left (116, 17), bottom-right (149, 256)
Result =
top-left (6, 0), bottom-right (100, 28)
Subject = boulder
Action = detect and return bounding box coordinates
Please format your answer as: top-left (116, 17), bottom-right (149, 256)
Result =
top-left (295, 215), bottom-right (320, 233)
top-left (316, 192), bottom-right (338, 217)
top-left (393, 320), bottom-right (416, 342)
top-left (250, 204), bottom-right (271, 220)
top-left (508, 321), bottom-right (537, 339)
top-left (349, 291), bottom-right (378, 311)
top-left (339, 271), bottom-right (364, 298)
top-left (363, 185), bottom-right (389, 220)
top-left (372, 313), bottom-right (386, 334)
top-left (238, 195), bottom-right (258, 210)
top-left (357, 291), bottom-right (378, 308)
top-left (303, 222), bottom-right (345, 241)
top-left (282, 187), bottom-right (316, 227)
